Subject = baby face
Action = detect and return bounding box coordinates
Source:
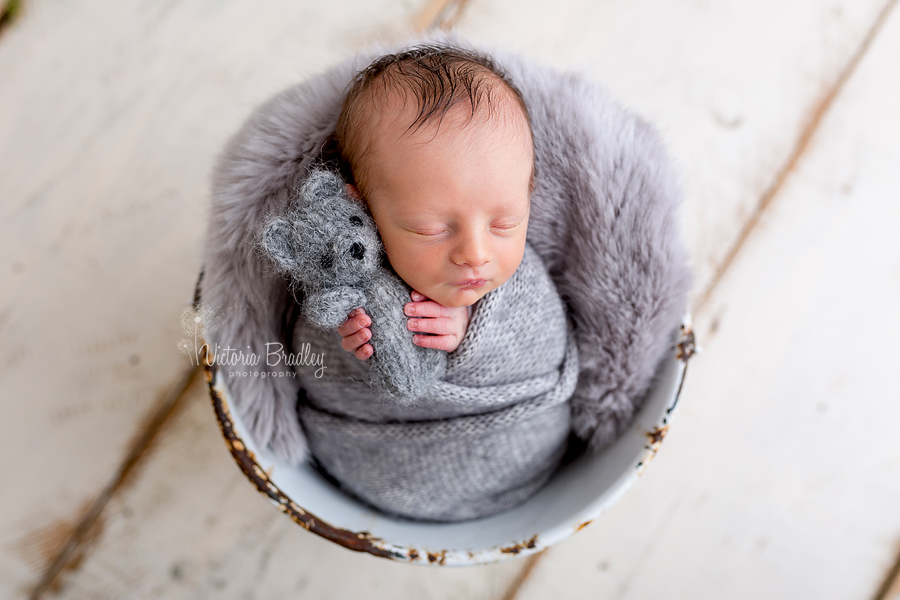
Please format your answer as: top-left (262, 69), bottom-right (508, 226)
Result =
top-left (355, 100), bottom-right (533, 308)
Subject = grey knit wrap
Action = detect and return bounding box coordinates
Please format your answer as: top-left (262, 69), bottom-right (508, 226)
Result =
top-left (200, 32), bottom-right (693, 483)
top-left (294, 242), bottom-right (579, 522)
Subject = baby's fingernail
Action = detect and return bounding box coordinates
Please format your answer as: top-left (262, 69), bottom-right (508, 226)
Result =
top-left (407, 319), bottom-right (418, 330)
top-left (405, 304), bottom-right (415, 315)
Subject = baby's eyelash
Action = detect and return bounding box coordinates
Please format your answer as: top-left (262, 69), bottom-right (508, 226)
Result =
top-left (409, 222), bottom-right (521, 236)
top-left (491, 222), bottom-right (521, 231)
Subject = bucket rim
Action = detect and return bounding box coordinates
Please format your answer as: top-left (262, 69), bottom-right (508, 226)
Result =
top-left (205, 316), bottom-right (696, 565)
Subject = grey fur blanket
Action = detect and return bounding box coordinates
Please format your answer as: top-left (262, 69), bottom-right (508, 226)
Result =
top-left (200, 31), bottom-right (692, 468)
top-left (295, 242), bottom-right (578, 522)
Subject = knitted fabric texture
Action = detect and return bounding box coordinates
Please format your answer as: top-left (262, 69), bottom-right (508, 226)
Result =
top-left (295, 242), bottom-right (579, 522)
top-left (200, 31), bottom-right (693, 468)
top-left (260, 169), bottom-right (447, 401)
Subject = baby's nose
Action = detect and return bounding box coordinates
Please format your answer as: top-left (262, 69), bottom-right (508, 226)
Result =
top-left (452, 234), bottom-right (491, 267)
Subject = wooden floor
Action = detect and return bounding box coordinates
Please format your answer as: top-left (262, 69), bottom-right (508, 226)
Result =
top-left (2, 0), bottom-right (899, 598)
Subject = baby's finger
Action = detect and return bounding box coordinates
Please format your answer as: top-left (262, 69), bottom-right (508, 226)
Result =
top-left (337, 319), bottom-right (360, 337)
top-left (413, 333), bottom-right (456, 352)
top-left (410, 290), bottom-right (427, 301)
top-left (337, 312), bottom-right (370, 336)
top-left (404, 300), bottom-right (451, 318)
top-left (354, 343), bottom-right (373, 361)
top-left (346, 307), bottom-right (368, 321)
top-left (406, 317), bottom-right (452, 335)
top-left (341, 327), bottom-right (371, 352)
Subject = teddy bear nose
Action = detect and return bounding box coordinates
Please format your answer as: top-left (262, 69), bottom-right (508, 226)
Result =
top-left (350, 242), bottom-right (365, 260)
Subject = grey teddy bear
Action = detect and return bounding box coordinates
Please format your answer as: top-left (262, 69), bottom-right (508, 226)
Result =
top-left (260, 168), bottom-right (447, 402)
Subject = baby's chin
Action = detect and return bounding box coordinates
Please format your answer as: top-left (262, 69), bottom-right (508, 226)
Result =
top-left (430, 284), bottom-right (493, 308)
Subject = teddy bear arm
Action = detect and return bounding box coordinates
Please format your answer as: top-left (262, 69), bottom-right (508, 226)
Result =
top-left (361, 275), bottom-right (448, 402)
top-left (305, 287), bottom-right (366, 329)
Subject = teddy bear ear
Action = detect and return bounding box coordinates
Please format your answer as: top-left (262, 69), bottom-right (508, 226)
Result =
top-left (303, 169), bottom-right (344, 201)
top-left (261, 218), bottom-right (300, 273)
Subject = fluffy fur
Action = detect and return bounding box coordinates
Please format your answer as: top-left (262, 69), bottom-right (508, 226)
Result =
top-left (200, 32), bottom-right (692, 466)
top-left (260, 169), bottom-right (447, 401)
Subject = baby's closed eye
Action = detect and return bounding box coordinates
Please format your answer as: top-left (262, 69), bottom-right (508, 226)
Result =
top-left (491, 222), bottom-right (519, 231)
top-left (409, 228), bottom-right (447, 237)
top-left (406, 219), bottom-right (523, 237)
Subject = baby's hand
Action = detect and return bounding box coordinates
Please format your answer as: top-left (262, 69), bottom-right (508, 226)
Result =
top-left (404, 290), bottom-right (470, 353)
top-left (338, 307), bottom-right (373, 361)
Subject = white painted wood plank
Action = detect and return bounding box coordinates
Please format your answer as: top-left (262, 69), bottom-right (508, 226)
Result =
top-left (0, 1), bottom-right (429, 595)
top-left (514, 5), bottom-right (900, 599)
top-left (5, 0), bottom-right (896, 597)
top-left (454, 0), bottom-right (886, 301)
top-left (51, 374), bottom-right (527, 599)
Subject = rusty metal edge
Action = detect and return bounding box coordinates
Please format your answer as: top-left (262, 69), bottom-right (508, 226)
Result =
top-left (205, 361), bottom-right (551, 564)
top-left (205, 357), bottom-right (562, 565)
top-left (203, 318), bottom-right (694, 564)
top-left (205, 360), bottom-right (407, 561)
top-left (565, 319), bottom-right (694, 541)
top-left (194, 267), bottom-right (433, 564)
top-left (634, 320), bottom-right (694, 476)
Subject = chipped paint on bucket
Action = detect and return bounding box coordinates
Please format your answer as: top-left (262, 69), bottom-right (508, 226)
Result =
top-left (207, 317), bottom-right (694, 566)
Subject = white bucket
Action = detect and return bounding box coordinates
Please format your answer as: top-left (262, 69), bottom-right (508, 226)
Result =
top-left (207, 319), bottom-right (695, 565)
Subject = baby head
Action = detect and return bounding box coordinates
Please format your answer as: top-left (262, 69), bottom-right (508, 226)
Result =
top-left (334, 44), bottom-right (535, 308)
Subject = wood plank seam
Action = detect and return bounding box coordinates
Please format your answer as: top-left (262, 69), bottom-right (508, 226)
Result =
top-left (413, 0), bottom-right (472, 32)
top-left (873, 540), bottom-right (900, 600)
top-left (23, 3), bottom-right (478, 596)
top-left (499, 553), bottom-right (544, 600)
top-left (692, 0), bottom-right (899, 315)
top-left (28, 365), bottom-right (201, 600)
top-left (435, 0), bottom-right (472, 30)
top-left (500, 1), bottom-right (899, 598)
top-left (0, 0), bottom-right (22, 40)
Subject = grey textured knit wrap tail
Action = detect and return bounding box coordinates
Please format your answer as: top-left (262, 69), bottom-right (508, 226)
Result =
top-left (295, 243), bottom-right (578, 522)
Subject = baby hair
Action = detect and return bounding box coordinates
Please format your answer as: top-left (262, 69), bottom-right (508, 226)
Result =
top-left (333, 43), bottom-right (535, 199)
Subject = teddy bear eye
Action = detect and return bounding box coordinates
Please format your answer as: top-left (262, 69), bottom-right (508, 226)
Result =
top-left (349, 216), bottom-right (363, 227)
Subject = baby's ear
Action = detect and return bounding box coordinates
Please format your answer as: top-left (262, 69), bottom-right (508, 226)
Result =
top-left (345, 183), bottom-right (363, 201)
top-left (261, 218), bottom-right (300, 272)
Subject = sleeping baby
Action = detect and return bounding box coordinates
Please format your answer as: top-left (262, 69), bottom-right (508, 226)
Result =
top-left (280, 45), bottom-right (580, 522)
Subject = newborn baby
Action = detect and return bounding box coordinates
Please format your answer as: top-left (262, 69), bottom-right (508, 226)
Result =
top-left (293, 44), bottom-right (579, 522)
top-left (334, 50), bottom-right (535, 356)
